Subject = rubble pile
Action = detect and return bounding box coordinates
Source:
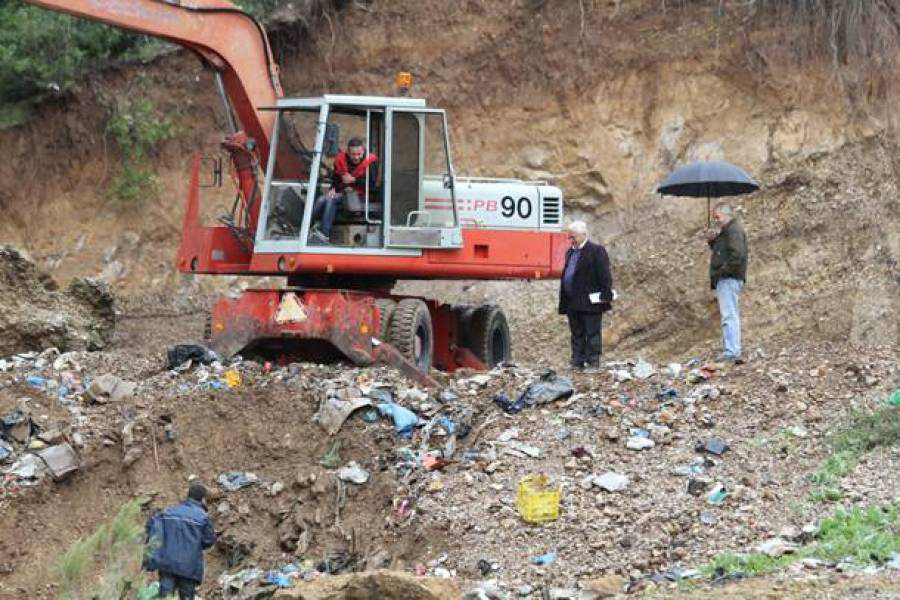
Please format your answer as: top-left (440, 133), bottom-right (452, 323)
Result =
top-left (0, 337), bottom-right (897, 598)
top-left (0, 246), bottom-right (114, 356)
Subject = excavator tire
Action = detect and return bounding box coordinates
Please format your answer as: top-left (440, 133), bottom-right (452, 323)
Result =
top-left (467, 304), bottom-right (511, 368)
top-left (389, 298), bottom-right (433, 372)
top-left (374, 298), bottom-right (397, 341)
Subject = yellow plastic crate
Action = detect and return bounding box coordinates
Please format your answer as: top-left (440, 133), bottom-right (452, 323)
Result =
top-left (517, 474), bottom-right (560, 524)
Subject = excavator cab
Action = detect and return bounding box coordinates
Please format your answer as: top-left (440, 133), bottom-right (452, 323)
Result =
top-left (255, 96), bottom-right (463, 255)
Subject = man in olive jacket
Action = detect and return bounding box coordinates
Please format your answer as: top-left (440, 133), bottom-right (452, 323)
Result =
top-left (558, 221), bottom-right (613, 369)
top-left (707, 203), bottom-right (748, 362)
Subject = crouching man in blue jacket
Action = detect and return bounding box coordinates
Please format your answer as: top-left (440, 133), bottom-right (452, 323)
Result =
top-left (145, 483), bottom-right (216, 599)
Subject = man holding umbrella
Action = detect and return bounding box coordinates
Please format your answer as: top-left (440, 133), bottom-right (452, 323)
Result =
top-left (657, 160), bottom-right (757, 364)
top-left (706, 203), bottom-right (747, 363)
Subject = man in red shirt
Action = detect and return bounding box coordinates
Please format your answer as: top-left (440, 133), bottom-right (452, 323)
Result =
top-left (310, 137), bottom-right (378, 243)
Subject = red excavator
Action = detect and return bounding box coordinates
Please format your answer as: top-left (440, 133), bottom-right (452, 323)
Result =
top-left (26, 0), bottom-right (568, 381)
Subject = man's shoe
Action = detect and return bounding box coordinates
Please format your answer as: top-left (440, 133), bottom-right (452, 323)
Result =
top-left (308, 226), bottom-right (330, 245)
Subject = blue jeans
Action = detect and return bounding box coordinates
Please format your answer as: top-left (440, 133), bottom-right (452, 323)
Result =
top-left (715, 277), bottom-right (743, 358)
top-left (312, 193), bottom-right (344, 236)
top-left (158, 572), bottom-right (197, 600)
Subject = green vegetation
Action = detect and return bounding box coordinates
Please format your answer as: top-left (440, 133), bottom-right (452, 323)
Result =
top-left (106, 97), bottom-right (174, 204)
top-left (705, 504), bottom-right (900, 579)
top-left (0, 0), bottom-right (287, 125)
top-left (55, 500), bottom-right (151, 600)
top-left (810, 405), bottom-right (900, 502)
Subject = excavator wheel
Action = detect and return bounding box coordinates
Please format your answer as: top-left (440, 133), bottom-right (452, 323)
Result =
top-left (467, 305), bottom-right (511, 368)
top-left (374, 298), bottom-right (397, 341)
top-left (388, 298), bottom-right (433, 372)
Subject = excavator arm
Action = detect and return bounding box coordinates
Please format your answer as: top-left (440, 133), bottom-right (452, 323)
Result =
top-left (25, 0), bottom-right (281, 159)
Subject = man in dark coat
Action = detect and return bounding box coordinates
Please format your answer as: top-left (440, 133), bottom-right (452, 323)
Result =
top-left (558, 220), bottom-right (614, 369)
top-left (706, 203), bottom-right (748, 362)
top-left (145, 483), bottom-right (216, 599)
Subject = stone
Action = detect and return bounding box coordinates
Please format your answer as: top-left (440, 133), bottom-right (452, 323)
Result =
top-left (756, 538), bottom-right (798, 557)
top-left (581, 575), bottom-right (626, 598)
top-left (594, 472), bottom-right (629, 492)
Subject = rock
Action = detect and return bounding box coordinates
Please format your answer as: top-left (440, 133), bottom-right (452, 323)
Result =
top-left (756, 538), bottom-right (798, 557)
top-left (336, 462), bottom-right (369, 484)
top-left (122, 446), bottom-right (143, 468)
top-left (273, 570), bottom-right (460, 599)
top-left (0, 247), bottom-right (115, 355)
top-left (522, 146), bottom-right (549, 170)
top-left (594, 472), bottom-right (629, 492)
top-left (86, 374), bottom-right (136, 403)
top-left (581, 574), bottom-right (626, 598)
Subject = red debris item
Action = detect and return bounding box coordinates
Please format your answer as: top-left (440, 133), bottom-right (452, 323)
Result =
top-left (423, 455), bottom-right (449, 471)
top-left (571, 446), bottom-right (592, 459)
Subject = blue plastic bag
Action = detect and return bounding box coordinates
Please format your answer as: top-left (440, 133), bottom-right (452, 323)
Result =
top-left (376, 402), bottom-right (418, 438)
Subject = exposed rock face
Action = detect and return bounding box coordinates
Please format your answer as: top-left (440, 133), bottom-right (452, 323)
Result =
top-left (0, 246), bottom-right (115, 355)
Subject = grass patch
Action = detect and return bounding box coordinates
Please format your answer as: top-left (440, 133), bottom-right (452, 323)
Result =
top-left (55, 499), bottom-right (151, 600)
top-left (704, 504), bottom-right (900, 580)
top-left (809, 405), bottom-right (900, 502)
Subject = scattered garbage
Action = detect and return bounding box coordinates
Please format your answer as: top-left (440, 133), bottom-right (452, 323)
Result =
top-left (0, 440), bottom-right (12, 462)
top-left (37, 443), bottom-right (80, 480)
top-left (376, 402), bottom-right (419, 438)
top-left (528, 551), bottom-right (557, 566)
top-left (656, 387), bottom-right (678, 399)
top-left (166, 343), bottom-right (219, 369)
top-left (477, 559), bottom-right (492, 576)
top-left (218, 471), bottom-right (258, 491)
top-left (633, 359), bottom-right (656, 379)
top-left (494, 391), bottom-right (526, 414)
top-left (698, 437), bottom-right (729, 455)
top-left (25, 375), bottom-right (48, 389)
top-left (223, 369), bottom-right (242, 389)
top-left (517, 474), bottom-right (560, 524)
top-left (320, 441), bottom-right (342, 469)
top-left (264, 564), bottom-right (300, 588)
top-left (887, 389), bottom-right (900, 407)
top-left (687, 478), bottom-right (710, 496)
top-left (519, 371), bottom-right (575, 404)
top-left (626, 436), bottom-right (654, 450)
top-left (316, 397), bottom-right (373, 435)
top-left (218, 567), bottom-right (265, 593)
top-left (85, 374), bottom-right (136, 403)
top-left (707, 483), bottom-right (728, 505)
top-left (336, 461), bottom-right (370, 484)
top-left (5, 453), bottom-right (47, 482)
top-left (700, 511), bottom-right (717, 526)
top-left (665, 363), bottom-right (682, 378)
top-left (505, 441), bottom-right (544, 458)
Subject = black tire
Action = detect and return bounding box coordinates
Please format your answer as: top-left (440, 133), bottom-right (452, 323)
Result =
top-left (467, 305), bottom-right (511, 368)
top-left (388, 298), bottom-right (433, 372)
top-left (374, 298), bottom-right (397, 341)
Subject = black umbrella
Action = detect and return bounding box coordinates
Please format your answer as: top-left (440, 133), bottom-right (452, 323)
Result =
top-left (657, 160), bottom-right (759, 226)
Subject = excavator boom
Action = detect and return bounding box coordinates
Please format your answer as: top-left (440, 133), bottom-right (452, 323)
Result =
top-left (27, 0), bottom-right (281, 159)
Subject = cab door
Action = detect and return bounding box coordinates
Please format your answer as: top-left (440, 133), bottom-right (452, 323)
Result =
top-left (384, 108), bottom-right (462, 249)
